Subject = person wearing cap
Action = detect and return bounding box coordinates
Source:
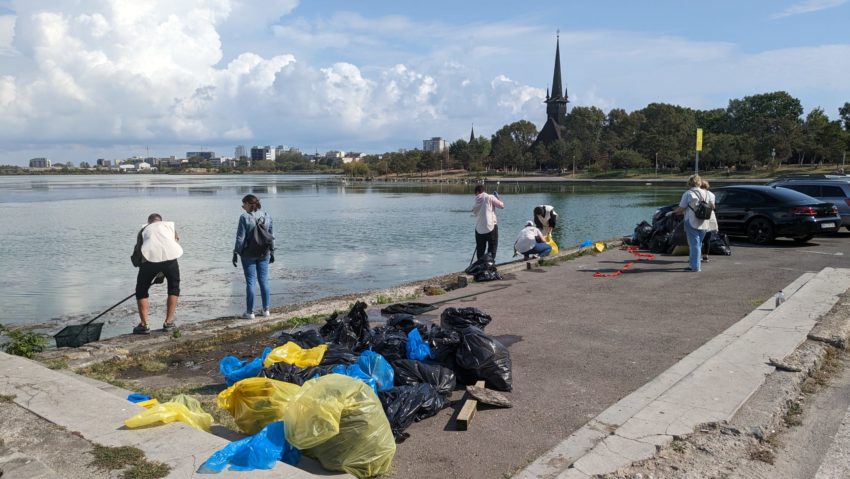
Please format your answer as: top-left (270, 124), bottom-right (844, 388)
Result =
top-left (133, 213), bottom-right (183, 334)
top-left (513, 221), bottom-right (552, 259)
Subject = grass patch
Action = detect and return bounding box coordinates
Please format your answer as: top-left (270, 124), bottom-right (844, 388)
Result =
top-left (670, 440), bottom-right (687, 453)
top-left (748, 445), bottom-right (775, 465)
top-left (749, 296), bottom-right (769, 307)
top-left (89, 444), bottom-right (170, 479)
top-left (423, 285), bottom-right (446, 296)
top-left (783, 399), bottom-right (803, 427)
top-left (374, 294), bottom-right (393, 304)
top-left (45, 359), bottom-right (68, 370)
top-left (0, 394), bottom-right (16, 402)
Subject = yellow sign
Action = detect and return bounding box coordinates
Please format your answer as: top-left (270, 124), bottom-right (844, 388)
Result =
top-left (696, 128), bottom-right (703, 151)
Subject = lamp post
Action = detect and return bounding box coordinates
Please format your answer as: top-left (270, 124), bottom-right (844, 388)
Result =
top-left (655, 152), bottom-right (658, 178)
top-left (771, 148), bottom-right (776, 169)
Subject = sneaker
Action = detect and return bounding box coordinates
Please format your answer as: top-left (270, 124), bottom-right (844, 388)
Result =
top-left (262, 309), bottom-right (271, 317)
top-left (241, 312), bottom-right (255, 319)
top-left (133, 324), bottom-right (151, 335)
top-left (162, 322), bottom-right (177, 332)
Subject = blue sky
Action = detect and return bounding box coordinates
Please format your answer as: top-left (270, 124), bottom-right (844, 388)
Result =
top-left (0, 0), bottom-right (848, 165)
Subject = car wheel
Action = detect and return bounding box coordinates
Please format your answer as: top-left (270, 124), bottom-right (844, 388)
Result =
top-left (792, 235), bottom-right (813, 243)
top-left (746, 218), bottom-right (775, 244)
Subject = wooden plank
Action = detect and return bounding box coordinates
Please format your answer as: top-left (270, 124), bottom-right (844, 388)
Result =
top-left (456, 380), bottom-right (485, 431)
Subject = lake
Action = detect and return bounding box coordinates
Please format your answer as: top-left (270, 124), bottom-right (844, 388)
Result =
top-left (0, 175), bottom-right (681, 339)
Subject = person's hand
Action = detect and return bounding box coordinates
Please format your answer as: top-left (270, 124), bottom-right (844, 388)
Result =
top-left (269, 253), bottom-right (275, 264)
top-left (665, 211), bottom-right (673, 217)
top-left (232, 253), bottom-right (238, 267)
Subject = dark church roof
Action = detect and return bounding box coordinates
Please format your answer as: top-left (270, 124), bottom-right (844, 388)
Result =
top-left (531, 33), bottom-right (569, 150)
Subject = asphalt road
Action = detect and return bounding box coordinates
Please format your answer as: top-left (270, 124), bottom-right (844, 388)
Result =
top-left (387, 231), bottom-right (850, 479)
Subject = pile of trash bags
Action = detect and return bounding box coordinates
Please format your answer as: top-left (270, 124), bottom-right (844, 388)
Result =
top-left (631, 205), bottom-right (731, 256)
top-left (124, 300), bottom-right (514, 478)
top-left (464, 253), bottom-right (502, 282)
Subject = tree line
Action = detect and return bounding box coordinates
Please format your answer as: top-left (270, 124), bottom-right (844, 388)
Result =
top-left (344, 91), bottom-right (850, 176)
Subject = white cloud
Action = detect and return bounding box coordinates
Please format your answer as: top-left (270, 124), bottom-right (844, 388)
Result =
top-left (0, 14), bottom-right (14, 54)
top-left (771, 0), bottom-right (847, 19)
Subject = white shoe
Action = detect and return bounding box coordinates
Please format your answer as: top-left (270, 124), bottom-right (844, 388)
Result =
top-left (262, 309), bottom-right (271, 317)
top-left (241, 312), bottom-right (255, 319)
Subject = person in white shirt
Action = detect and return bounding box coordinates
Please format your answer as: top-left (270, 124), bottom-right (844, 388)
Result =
top-left (670, 175), bottom-right (714, 272)
top-left (514, 221), bottom-right (553, 259)
top-left (472, 184), bottom-right (505, 260)
top-left (700, 180), bottom-right (718, 262)
top-left (133, 213), bottom-right (183, 334)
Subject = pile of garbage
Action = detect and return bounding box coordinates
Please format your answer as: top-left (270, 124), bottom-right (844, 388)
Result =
top-left (464, 253), bottom-right (502, 282)
top-left (123, 300), bottom-right (513, 478)
top-left (631, 205), bottom-right (731, 256)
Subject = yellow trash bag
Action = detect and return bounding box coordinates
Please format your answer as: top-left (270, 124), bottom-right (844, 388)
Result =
top-left (283, 374), bottom-right (395, 479)
top-left (594, 241), bottom-right (605, 253)
top-left (217, 377), bottom-right (301, 435)
top-left (545, 234), bottom-right (559, 255)
top-left (124, 394), bottom-right (213, 432)
top-left (263, 342), bottom-right (328, 369)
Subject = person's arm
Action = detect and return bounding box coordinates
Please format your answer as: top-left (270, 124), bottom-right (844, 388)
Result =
top-left (671, 191), bottom-right (691, 215)
top-left (491, 195), bottom-right (505, 209)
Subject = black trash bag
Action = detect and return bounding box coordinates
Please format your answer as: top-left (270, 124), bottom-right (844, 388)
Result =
top-left (386, 314), bottom-right (428, 337)
top-left (440, 307), bottom-right (492, 330)
top-left (464, 253), bottom-right (495, 276)
top-left (319, 343), bottom-right (359, 366)
top-left (427, 325), bottom-right (462, 365)
top-left (667, 221), bottom-right (687, 254)
top-left (380, 302), bottom-right (438, 316)
top-left (261, 362), bottom-right (334, 386)
top-left (709, 232), bottom-right (732, 255)
top-left (648, 231), bottom-right (671, 254)
top-left (275, 328), bottom-right (324, 348)
top-left (474, 270), bottom-right (502, 282)
top-left (347, 300), bottom-right (372, 347)
top-left (319, 311), bottom-right (359, 350)
top-left (455, 326), bottom-right (513, 392)
top-left (391, 359), bottom-right (456, 396)
top-left (369, 326), bottom-right (408, 362)
top-left (379, 384), bottom-right (449, 442)
top-left (633, 220), bottom-right (654, 249)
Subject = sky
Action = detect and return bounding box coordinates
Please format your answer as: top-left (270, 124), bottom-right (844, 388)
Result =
top-left (0, 0), bottom-right (849, 166)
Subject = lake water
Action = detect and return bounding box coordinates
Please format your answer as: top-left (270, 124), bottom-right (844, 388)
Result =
top-left (0, 175), bottom-right (681, 339)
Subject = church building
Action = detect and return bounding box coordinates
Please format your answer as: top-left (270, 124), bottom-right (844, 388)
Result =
top-left (531, 34), bottom-right (570, 150)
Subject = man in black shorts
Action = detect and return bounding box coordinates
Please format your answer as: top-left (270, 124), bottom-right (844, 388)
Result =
top-left (134, 213), bottom-right (184, 334)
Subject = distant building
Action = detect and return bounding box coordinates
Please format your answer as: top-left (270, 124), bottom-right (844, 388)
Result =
top-left (423, 137), bottom-right (447, 153)
top-left (234, 145), bottom-right (247, 159)
top-left (341, 152), bottom-right (365, 164)
top-left (29, 157), bottom-right (51, 168)
top-left (250, 146), bottom-right (276, 163)
top-left (531, 33), bottom-right (569, 150)
top-left (186, 151), bottom-right (215, 160)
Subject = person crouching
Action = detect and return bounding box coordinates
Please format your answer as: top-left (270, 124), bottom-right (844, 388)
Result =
top-left (533, 205), bottom-right (558, 237)
top-left (514, 221), bottom-right (552, 260)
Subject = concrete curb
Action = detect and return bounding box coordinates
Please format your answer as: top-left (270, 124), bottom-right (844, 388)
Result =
top-left (516, 267), bottom-right (850, 478)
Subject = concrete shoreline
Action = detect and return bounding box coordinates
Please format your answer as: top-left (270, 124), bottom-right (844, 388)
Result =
top-left (6, 232), bottom-right (850, 478)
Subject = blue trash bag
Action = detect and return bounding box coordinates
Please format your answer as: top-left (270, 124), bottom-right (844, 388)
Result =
top-left (330, 364), bottom-right (378, 395)
top-left (127, 393), bottom-right (151, 403)
top-left (357, 349), bottom-right (394, 392)
top-left (406, 328), bottom-right (431, 361)
top-left (579, 239), bottom-right (593, 248)
top-left (220, 347), bottom-right (272, 386)
top-left (198, 421), bottom-right (300, 473)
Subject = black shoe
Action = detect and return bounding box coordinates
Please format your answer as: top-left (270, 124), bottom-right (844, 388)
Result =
top-left (133, 324), bottom-right (151, 335)
top-left (162, 322), bottom-right (177, 332)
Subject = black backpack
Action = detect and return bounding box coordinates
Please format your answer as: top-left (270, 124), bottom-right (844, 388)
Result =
top-left (243, 215), bottom-right (274, 257)
top-left (689, 191), bottom-right (713, 220)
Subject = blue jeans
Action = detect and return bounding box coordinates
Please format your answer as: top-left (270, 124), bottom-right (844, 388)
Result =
top-left (684, 221), bottom-right (706, 271)
top-left (522, 242), bottom-right (553, 258)
top-left (241, 255), bottom-right (270, 312)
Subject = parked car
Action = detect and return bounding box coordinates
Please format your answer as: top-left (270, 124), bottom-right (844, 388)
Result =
top-left (712, 185), bottom-right (841, 244)
top-left (767, 178), bottom-right (850, 231)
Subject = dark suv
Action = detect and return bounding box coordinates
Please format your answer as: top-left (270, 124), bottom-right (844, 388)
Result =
top-left (768, 178), bottom-right (850, 231)
top-left (713, 185), bottom-right (840, 244)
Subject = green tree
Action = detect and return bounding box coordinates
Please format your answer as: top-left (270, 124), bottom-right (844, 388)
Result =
top-left (798, 108), bottom-right (845, 164)
top-left (564, 106), bottom-right (606, 168)
top-left (726, 91), bottom-right (803, 165)
top-left (611, 149), bottom-right (650, 169)
top-left (634, 103), bottom-right (696, 171)
top-left (489, 120), bottom-right (538, 171)
top-left (838, 102), bottom-right (850, 131)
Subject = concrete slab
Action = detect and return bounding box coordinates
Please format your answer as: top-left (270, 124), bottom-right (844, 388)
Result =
top-left (0, 352), bottom-right (347, 478)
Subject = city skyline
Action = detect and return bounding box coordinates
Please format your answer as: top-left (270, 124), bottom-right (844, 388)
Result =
top-left (1, 0), bottom-right (849, 166)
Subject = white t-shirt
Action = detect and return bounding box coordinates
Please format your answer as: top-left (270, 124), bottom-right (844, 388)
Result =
top-left (678, 188), bottom-right (711, 231)
top-left (472, 193), bottom-right (505, 234)
top-left (514, 225), bottom-right (543, 253)
top-left (140, 221), bottom-right (184, 263)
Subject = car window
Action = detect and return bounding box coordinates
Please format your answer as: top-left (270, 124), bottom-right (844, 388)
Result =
top-left (821, 185), bottom-right (846, 197)
top-left (713, 190), bottom-right (727, 203)
top-left (781, 184), bottom-right (818, 196)
top-left (720, 190), bottom-right (761, 206)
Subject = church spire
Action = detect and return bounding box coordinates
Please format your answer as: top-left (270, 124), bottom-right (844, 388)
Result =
top-left (551, 31), bottom-right (563, 100)
top-left (469, 124), bottom-right (475, 143)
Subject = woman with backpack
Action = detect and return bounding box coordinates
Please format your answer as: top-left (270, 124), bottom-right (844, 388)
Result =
top-left (670, 175), bottom-right (713, 272)
top-left (232, 194), bottom-right (275, 319)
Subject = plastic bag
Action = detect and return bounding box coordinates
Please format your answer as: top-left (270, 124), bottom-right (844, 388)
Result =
top-left (217, 377), bottom-right (301, 435)
top-left (319, 302), bottom-right (371, 351)
top-left (391, 359), bottom-right (456, 396)
top-left (331, 363), bottom-right (378, 395)
top-left (379, 302), bottom-right (437, 316)
top-left (124, 394), bottom-right (213, 432)
top-left (357, 350), bottom-right (394, 392)
top-left (440, 307), bottom-right (492, 330)
top-left (283, 374), bottom-right (396, 479)
top-left (262, 363), bottom-right (334, 386)
top-left (276, 329), bottom-right (324, 348)
top-left (263, 342), bottom-right (328, 369)
top-left (545, 234), bottom-right (559, 255)
top-left (456, 326), bottom-right (513, 392)
top-left (427, 325), bottom-right (462, 365)
top-left (319, 343), bottom-right (359, 366)
top-left (369, 326), bottom-right (408, 362)
top-left (406, 328), bottom-right (431, 361)
top-left (220, 347), bottom-right (272, 386)
top-left (379, 384), bottom-right (448, 442)
top-left (198, 421), bottom-right (300, 473)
